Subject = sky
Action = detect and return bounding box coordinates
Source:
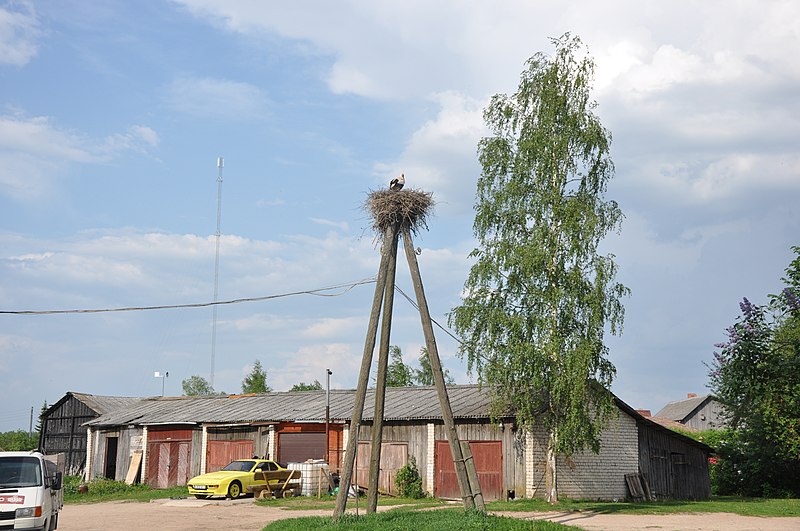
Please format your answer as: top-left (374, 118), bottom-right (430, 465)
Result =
top-left (1, 0), bottom-right (798, 432)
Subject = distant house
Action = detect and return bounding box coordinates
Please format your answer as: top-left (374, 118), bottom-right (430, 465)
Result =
top-left (654, 393), bottom-right (727, 431)
top-left (39, 391), bottom-right (141, 476)
top-left (45, 385), bottom-right (712, 500)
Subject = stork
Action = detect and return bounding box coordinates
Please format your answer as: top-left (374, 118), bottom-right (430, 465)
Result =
top-left (389, 173), bottom-right (405, 191)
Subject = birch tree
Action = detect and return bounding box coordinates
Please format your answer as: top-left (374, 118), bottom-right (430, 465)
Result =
top-left (450, 34), bottom-right (628, 503)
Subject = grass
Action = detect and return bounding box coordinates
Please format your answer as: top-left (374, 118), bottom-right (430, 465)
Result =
top-left (263, 507), bottom-right (574, 530)
top-left (63, 476), bottom-right (188, 504)
top-left (255, 494), bottom-right (446, 511)
top-left (485, 496), bottom-right (800, 518)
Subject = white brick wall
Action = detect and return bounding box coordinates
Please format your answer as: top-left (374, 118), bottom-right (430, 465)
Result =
top-left (524, 412), bottom-right (639, 500)
top-left (426, 423), bottom-right (435, 495)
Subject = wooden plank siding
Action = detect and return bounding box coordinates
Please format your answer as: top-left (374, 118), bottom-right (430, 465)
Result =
top-left (638, 423), bottom-right (710, 500)
top-left (40, 395), bottom-right (97, 475)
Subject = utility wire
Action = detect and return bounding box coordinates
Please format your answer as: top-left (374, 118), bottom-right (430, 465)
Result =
top-left (393, 284), bottom-right (464, 346)
top-left (0, 278), bottom-right (377, 316)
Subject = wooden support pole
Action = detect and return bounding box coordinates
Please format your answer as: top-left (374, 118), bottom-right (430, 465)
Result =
top-left (460, 441), bottom-right (485, 511)
top-left (367, 223), bottom-right (400, 513)
top-left (333, 226), bottom-right (395, 519)
top-left (401, 226), bottom-right (478, 510)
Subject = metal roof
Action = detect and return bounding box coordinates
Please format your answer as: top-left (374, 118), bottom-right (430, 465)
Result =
top-left (654, 394), bottom-right (713, 422)
top-left (55, 391), bottom-right (141, 415)
top-left (84, 385), bottom-right (496, 427)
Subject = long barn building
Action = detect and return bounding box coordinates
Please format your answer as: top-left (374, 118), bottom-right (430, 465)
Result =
top-left (42, 385), bottom-right (711, 500)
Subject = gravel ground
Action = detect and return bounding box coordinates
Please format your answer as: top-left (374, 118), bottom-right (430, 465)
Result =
top-left (56, 498), bottom-right (800, 531)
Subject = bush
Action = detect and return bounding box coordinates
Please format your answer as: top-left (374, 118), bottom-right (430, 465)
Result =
top-left (395, 456), bottom-right (425, 499)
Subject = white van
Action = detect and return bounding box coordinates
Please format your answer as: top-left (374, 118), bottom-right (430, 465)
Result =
top-left (0, 451), bottom-right (64, 531)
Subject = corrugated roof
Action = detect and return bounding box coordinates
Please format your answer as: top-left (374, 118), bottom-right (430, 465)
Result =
top-left (85, 385), bottom-right (496, 427)
top-left (654, 394), bottom-right (712, 422)
top-left (68, 392), bottom-right (142, 415)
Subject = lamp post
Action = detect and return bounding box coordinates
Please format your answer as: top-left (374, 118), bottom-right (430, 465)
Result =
top-left (325, 368), bottom-right (332, 464)
top-left (154, 371), bottom-right (169, 396)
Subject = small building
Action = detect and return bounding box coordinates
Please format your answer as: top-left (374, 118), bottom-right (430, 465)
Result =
top-left (654, 393), bottom-right (727, 431)
top-left (39, 391), bottom-right (141, 475)
top-left (66, 385), bottom-right (710, 500)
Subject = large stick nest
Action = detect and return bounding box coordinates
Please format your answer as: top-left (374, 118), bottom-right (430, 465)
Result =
top-left (366, 188), bottom-right (435, 236)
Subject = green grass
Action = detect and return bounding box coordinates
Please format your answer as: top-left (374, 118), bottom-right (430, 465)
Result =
top-left (255, 494), bottom-right (447, 511)
top-left (263, 507), bottom-right (575, 530)
top-left (486, 496), bottom-right (800, 517)
top-left (63, 476), bottom-right (187, 504)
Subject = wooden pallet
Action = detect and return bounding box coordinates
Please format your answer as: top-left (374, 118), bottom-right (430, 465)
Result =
top-left (250, 469), bottom-right (302, 499)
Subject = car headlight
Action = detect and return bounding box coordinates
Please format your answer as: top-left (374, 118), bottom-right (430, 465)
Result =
top-left (16, 506), bottom-right (42, 518)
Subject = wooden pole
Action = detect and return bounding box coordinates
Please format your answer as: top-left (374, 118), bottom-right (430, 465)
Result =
top-left (333, 227), bottom-right (395, 519)
top-left (367, 224), bottom-right (400, 513)
top-left (460, 441), bottom-right (485, 510)
top-left (401, 226), bottom-right (478, 510)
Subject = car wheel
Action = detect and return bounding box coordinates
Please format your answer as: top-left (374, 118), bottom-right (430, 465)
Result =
top-left (282, 489), bottom-right (294, 498)
top-left (194, 494), bottom-right (210, 500)
top-left (227, 481), bottom-right (242, 499)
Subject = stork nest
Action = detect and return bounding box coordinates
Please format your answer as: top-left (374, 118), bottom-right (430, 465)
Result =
top-left (366, 188), bottom-right (435, 236)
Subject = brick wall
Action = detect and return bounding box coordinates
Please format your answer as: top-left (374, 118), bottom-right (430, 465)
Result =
top-left (524, 411), bottom-right (639, 500)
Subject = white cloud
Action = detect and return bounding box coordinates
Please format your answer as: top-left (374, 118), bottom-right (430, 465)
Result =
top-left (310, 218), bottom-right (349, 232)
top-left (377, 91), bottom-right (485, 214)
top-left (164, 76), bottom-right (269, 119)
top-left (0, 0), bottom-right (40, 66)
top-left (0, 114), bottom-right (159, 200)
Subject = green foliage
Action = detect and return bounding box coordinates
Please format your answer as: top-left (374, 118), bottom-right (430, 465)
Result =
top-left (394, 456), bottom-right (425, 499)
top-left (707, 246), bottom-right (800, 497)
top-left (386, 346), bottom-right (415, 387)
top-left (414, 348), bottom-right (455, 386)
top-left (264, 507), bottom-right (572, 530)
top-left (0, 430), bottom-right (38, 451)
top-left (290, 380), bottom-right (323, 392)
top-left (242, 359), bottom-right (272, 394)
top-left (383, 346), bottom-right (456, 387)
top-left (449, 33), bottom-right (627, 460)
top-left (181, 375), bottom-right (219, 396)
top-left (63, 475), bottom-right (186, 503)
top-left (486, 496), bottom-right (800, 517)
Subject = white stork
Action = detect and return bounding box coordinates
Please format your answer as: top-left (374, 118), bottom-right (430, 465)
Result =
top-left (389, 173), bottom-right (405, 191)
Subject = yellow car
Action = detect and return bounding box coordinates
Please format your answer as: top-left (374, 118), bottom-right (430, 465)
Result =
top-left (187, 459), bottom-right (284, 499)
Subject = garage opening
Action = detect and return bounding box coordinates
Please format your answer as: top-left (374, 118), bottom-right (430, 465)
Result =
top-left (277, 432), bottom-right (325, 465)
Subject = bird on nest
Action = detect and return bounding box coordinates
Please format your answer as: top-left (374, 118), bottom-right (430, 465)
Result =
top-left (389, 173), bottom-right (405, 191)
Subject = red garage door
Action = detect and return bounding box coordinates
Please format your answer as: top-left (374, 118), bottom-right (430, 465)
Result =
top-left (206, 440), bottom-right (254, 473)
top-left (278, 432), bottom-right (325, 465)
top-left (434, 440), bottom-right (503, 501)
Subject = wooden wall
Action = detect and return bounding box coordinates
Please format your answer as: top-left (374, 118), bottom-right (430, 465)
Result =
top-left (40, 395), bottom-right (98, 475)
top-left (638, 422), bottom-right (710, 500)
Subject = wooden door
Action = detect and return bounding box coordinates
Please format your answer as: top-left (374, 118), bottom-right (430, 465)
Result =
top-left (354, 442), bottom-right (408, 495)
top-left (206, 440), bottom-right (254, 473)
top-left (435, 440), bottom-right (503, 501)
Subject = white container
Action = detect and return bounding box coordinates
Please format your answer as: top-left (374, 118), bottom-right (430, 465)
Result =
top-left (287, 461), bottom-right (330, 497)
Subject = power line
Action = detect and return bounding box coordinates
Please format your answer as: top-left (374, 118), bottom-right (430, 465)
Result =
top-left (393, 284), bottom-right (464, 346)
top-left (0, 278), bottom-right (377, 316)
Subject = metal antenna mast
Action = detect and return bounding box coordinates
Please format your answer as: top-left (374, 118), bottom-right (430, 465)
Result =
top-left (210, 156), bottom-right (224, 389)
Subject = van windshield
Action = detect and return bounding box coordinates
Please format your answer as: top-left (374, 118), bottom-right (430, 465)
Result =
top-left (0, 457), bottom-right (42, 488)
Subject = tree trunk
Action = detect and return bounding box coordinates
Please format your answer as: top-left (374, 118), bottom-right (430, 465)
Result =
top-left (545, 429), bottom-right (558, 504)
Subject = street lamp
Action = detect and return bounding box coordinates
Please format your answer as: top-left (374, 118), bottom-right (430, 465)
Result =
top-left (325, 369), bottom-right (332, 464)
top-left (154, 371), bottom-right (169, 396)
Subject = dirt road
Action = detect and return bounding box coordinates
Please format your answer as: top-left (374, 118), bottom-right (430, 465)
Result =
top-left (57, 498), bottom-right (800, 531)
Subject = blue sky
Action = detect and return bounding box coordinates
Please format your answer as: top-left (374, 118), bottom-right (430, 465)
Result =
top-left (1, 0), bottom-right (798, 431)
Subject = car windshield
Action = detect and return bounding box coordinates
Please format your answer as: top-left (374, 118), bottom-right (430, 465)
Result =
top-left (0, 457), bottom-right (42, 488)
top-left (221, 460), bottom-right (255, 472)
